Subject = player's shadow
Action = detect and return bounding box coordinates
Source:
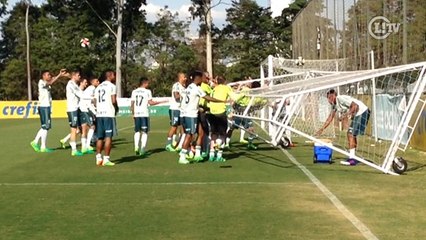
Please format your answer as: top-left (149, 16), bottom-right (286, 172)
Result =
top-left (112, 138), bottom-right (132, 147)
top-left (113, 148), bottom-right (165, 164)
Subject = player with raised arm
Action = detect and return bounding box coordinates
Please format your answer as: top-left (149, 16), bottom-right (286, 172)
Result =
top-left (78, 77), bottom-right (97, 154)
top-left (165, 72), bottom-right (186, 152)
top-left (178, 70), bottom-right (226, 164)
top-left (316, 89), bottom-right (370, 166)
top-left (195, 71), bottom-right (213, 159)
top-left (31, 69), bottom-right (67, 152)
top-left (94, 71), bottom-right (118, 166)
top-left (131, 77), bottom-right (166, 156)
top-left (207, 76), bottom-right (236, 162)
top-left (66, 70), bottom-right (84, 156)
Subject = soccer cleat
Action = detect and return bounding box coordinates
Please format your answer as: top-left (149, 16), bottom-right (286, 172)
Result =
top-left (193, 155), bottom-right (204, 162)
top-left (88, 146), bottom-right (95, 151)
top-left (102, 161), bottom-right (115, 166)
top-left (201, 152), bottom-right (208, 159)
top-left (224, 144), bottom-right (230, 149)
top-left (186, 151), bottom-right (194, 160)
top-left (82, 149), bottom-right (95, 154)
top-left (96, 159), bottom-right (103, 166)
top-left (71, 150), bottom-right (84, 156)
top-left (165, 144), bottom-right (176, 152)
top-left (139, 149), bottom-right (146, 157)
top-left (215, 157), bottom-right (226, 162)
top-left (30, 141), bottom-right (40, 152)
top-left (40, 148), bottom-right (54, 153)
top-left (178, 158), bottom-right (190, 164)
top-left (174, 147), bottom-right (182, 152)
top-left (135, 148), bottom-right (140, 156)
top-left (340, 159), bottom-right (358, 166)
top-left (59, 139), bottom-right (67, 149)
top-left (247, 144), bottom-right (258, 150)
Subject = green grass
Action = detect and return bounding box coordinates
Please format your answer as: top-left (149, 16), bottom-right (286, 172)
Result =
top-left (1, 117), bottom-right (426, 239)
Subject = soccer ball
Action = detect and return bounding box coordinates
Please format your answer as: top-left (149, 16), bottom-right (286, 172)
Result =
top-left (80, 38), bottom-right (90, 47)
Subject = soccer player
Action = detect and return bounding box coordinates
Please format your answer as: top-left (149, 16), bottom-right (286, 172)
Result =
top-left (165, 72), bottom-right (186, 152)
top-left (131, 77), bottom-right (166, 156)
top-left (94, 71), bottom-right (118, 166)
top-left (226, 81), bottom-right (266, 150)
top-left (178, 70), bottom-right (225, 164)
top-left (316, 89), bottom-right (370, 166)
top-left (78, 77), bottom-right (97, 154)
top-left (207, 76), bottom-right (235, 161)
top-left (84, 77), bottom-right (100, 149)
top-left (195, 71), bottom-right (213, 159)
top-left (66, 70), bottom-right (84, 156)
top-left (31, 69), bottom-right (67, 152)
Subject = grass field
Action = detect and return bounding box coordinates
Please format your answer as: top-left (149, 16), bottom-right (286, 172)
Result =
top-left (1, 117), bottom-right (426, 240)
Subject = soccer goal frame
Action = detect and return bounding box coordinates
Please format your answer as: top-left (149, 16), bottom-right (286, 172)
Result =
top-left (232, 62), bottom-right (426, 175)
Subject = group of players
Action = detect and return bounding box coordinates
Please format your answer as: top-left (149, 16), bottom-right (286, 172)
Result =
top-left (30, 69), bottom-right (119, 166)
top-left (160, 70), bottom-right (261, 164)
top-left (29, 68), bottom-right (260, 166)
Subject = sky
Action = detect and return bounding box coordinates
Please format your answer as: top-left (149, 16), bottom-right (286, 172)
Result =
top-left (8, 0), bottom-right (285, 36)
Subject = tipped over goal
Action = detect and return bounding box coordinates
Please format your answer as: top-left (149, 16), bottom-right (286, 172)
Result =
top-left (229, 62), bottom-right (426, 175)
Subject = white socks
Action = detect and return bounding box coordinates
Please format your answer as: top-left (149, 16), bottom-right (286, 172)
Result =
top-left (87, 128), bottom-right (94, 147)
top-left (240, 131), bottom-right (245, 142)
top-left (349, 148), bottom-right (355, 159)
top-left (81, 137), bottom-right (87, 150)
top-left (134, 132), bottom-right (141, 149)
top-left (70, 141), bottom-right (77, 151)
top-left (177, 133), bottom-right (186, 149)
top-left (40, 129), bottom-right (47, 149)
top-left (141, 132), bottom-right (148, 149)
top-left (34, 128), bottom-right (44, 143)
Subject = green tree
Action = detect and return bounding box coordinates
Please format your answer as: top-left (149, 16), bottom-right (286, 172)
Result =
top-left (141, 7), bottom-right (199, 96)
top-left (219, 0), bottom-right (276, 81)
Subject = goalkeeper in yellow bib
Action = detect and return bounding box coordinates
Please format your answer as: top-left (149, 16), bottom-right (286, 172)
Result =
top-left (226, 81), bottom-right (267, 150)
top-left (207, 76), bottom-right (236, 161)
top-left (316, 89), bottom-right (370, 166)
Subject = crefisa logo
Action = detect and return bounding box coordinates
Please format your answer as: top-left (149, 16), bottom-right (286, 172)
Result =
top-left (368, 16), bottom-right (401, 40)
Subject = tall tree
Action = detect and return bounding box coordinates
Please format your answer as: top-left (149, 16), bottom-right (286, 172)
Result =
top-left (219, 0), bottom-right (276, 80)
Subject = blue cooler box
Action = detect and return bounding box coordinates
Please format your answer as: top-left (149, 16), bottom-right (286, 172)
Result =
top-left (313, 142), bottom-right (333, 164)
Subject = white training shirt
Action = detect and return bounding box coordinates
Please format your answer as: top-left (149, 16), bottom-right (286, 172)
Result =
top-left (169, 82), bottom-right (185, 111)
top-left (79, 85), bottom-right (96, 113)
top-left (334, 95), bottom-right (368, 116)
top-left (95, 81), bottom-right (116, 118)
top-left (180, 83), bottom-right (206, 118)
top-left (66, 80), bottom-right (83, 112)
top-left (38, 79), bottom-right (52, 107)
top-left (131, 87), bottom-right (152, 117)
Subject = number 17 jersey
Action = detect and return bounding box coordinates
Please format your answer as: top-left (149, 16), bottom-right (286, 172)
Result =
top-left (131, 87), bottom-right (152, 117)
top-left (95, 81), bottom-right (116, 118)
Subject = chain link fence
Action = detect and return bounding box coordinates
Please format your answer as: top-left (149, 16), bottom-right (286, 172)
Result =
top-left (292, 0), bottom-right (426, 70)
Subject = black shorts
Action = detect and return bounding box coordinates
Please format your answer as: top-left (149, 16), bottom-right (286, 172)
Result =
top-left (207, 113), bottom-right (228, 136)
top-left (96, 117), bottom-right (116, 140)
top-left (198, 111), bottom-right (209, 133)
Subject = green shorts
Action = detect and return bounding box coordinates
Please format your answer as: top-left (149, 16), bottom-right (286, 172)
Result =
top-left (134, 117), bottom-right (150, 133)
top-left (38, 107), bottom-right (51, 130)
top-left (182, 117), bottom-right (198, 135)
top-left (79, 111), bottom-right (94, 126)
top-left (96, 117), bottom-right (116, 140)
top-left (349, 110), bottom-right (370, 136)
top-left (67, 110), bottom-right (80, 128)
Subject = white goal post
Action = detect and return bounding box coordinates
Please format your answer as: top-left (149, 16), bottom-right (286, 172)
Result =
top-left (229, 62), bottom-right (426, 175)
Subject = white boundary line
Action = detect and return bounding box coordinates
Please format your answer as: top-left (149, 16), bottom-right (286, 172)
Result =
top-left (0, 182), bottom-right (314, 186)
top-left (280, 148), bottom-right (379, 240)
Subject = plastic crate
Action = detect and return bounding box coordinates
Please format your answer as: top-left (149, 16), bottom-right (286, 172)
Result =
top-left (313, 142), bottom-right (333, 163)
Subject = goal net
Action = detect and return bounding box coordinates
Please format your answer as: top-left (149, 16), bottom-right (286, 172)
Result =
top-left (231, 62), bottom-right (426, 175)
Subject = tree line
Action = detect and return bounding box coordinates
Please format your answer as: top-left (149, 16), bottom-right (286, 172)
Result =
top-left (0, 0), bottom-right (307, 100)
